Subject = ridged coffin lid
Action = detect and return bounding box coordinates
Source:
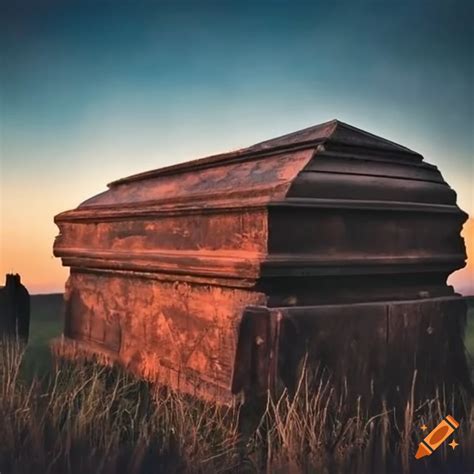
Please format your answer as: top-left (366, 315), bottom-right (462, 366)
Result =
top-left (55, 118), bottom-right (459, 221)
top-left (54, 118), bottom-right (466, 286)
top-left (56, 120), bottom-right (430, 214)
top-left (111, 119), bottom-right (422, 186)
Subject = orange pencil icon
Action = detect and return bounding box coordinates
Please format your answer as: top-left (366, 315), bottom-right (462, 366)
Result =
top-left (415, 415), bottom-right (459, 459)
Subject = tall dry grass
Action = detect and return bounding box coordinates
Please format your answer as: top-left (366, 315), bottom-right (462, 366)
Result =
top-left (0, 338), bottom-right (472, 474)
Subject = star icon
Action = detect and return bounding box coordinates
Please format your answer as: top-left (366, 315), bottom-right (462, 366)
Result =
top-left (448, 439), bottom-right (459, 450)
top-left (420, 424), bottom-right (428, 432)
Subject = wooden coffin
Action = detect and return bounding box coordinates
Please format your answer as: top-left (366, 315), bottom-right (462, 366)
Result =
top-left (53, 120), bottom-right (471, 405)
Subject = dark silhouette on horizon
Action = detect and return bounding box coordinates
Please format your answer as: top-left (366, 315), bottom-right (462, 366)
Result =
top-left (0, 273), bottom-right (30, 342)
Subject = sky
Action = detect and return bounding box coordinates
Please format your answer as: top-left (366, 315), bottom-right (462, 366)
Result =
top-left (0, 0), bottom-right (473, 294)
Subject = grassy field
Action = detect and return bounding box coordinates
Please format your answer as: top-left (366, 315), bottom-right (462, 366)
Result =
top-left (466, 299), bottom-right (474, 362)
top-left (22, 294), bottom-right (64, 376)
top-left (0, 294), bottom-right (472, 474)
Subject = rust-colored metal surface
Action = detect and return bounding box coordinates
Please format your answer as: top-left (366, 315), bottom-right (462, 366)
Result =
top-left (53, 120), bottom-right (471, 405)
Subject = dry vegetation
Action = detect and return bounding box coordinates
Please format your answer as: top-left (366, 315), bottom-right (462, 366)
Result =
top-left (0, 338), bottom-right (472, 474)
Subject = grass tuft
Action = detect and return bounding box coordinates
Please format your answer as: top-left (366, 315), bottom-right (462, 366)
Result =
top-left (0, 337), bottom-right (472, 474)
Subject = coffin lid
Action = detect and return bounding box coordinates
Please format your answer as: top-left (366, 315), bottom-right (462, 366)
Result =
top-left (53, 119), bottom-right (466, 289)
top-left (56, 118), bottom-right (432, 218)
top-left (110, 119), bottom-right (421, 187)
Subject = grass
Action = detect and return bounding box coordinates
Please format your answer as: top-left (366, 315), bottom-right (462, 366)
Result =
top-left (466, 300), bottom-right (474, 359)
top-left (0, 294), bottom-right (472, 473)
top-left (1, 339), bottom-right (473, 474)
top-left (22, 294), bottom-right (64, 377)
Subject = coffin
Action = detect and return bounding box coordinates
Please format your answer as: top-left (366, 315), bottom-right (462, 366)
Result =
top-left (53, 120), bottom-right (471, 405)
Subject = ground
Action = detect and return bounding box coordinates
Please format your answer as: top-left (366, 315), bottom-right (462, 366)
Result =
top-left (2, 293), bottom-right (472, 473)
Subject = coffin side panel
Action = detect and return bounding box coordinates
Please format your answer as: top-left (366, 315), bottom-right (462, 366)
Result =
top-left (56, 211), bottom-right (267, 253)
top-left (55, 210), bottom-right (268, 283)
top-left (267, 208), bottom-right (465, 265)
top-left (59, 271), bottom-right (267, 403)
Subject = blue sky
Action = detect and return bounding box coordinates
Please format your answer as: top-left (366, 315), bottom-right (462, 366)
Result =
top-left (0, 0), bottom-right (472, 292)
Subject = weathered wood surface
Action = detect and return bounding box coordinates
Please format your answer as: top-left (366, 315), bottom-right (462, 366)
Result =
top-left (0, 274), bottom-right (30, 342)
top-left (53, 120), bottom-right (470, 404)
top-left (233, 298), bottom-right (471, 408)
